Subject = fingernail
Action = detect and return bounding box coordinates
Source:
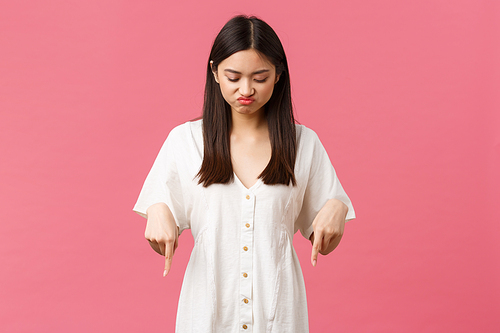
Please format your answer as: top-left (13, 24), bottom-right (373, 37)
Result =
top-left (163, 270), bottom-right (167, 277)
top-left (312, 260), bottom-right (317, 267)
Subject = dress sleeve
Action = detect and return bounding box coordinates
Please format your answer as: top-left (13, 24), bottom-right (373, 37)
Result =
top-left (295, 129), bottom-right (355, 240)
top-left (133, 126), bottom-right (189, 235)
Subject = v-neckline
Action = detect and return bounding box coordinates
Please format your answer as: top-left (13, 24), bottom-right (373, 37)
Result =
top-left (233, 172), bottom-right (263, 191)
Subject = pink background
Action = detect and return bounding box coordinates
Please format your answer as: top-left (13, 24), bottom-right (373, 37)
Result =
top-left (1, 0), bottom-right (499, 332)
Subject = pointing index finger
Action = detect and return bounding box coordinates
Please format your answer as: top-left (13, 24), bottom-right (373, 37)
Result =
top-left (311, 232), bottom-right (321, 267)
top-left (163, 242), bottom-right (174, 277)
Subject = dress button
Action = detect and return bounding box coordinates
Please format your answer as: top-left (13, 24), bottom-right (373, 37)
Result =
top-left (243, 324), bottom-right (248, 329)
top-left (243, 272), bottom-right (248, 278)
top-left (243, 246), bottom-right (248, 251)
top-left (245, 223), bottom-right (250, 228)
top-left (243, 298), bottom-right (249, 303)
top-left (245, 195), bottom-right (250, 200)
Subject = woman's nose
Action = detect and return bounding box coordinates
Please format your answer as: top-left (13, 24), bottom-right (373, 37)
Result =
top-left (239, 79), bottom-right (254, 96)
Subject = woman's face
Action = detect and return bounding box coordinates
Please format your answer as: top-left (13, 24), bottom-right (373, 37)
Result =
top-left (212, 49), bottom-right (280, 117)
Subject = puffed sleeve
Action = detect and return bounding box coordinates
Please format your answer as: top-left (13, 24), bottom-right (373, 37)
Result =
top-left (133, 126), bottom-right (190, 235)
top-left (295, 129), bottom-right (355, 240)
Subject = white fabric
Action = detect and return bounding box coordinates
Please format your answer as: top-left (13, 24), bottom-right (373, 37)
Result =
top-left (133, 119), bottom-right (355, 332)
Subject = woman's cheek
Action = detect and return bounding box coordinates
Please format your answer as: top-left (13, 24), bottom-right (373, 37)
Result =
top-left (264, 84), bottom-right (275, 100)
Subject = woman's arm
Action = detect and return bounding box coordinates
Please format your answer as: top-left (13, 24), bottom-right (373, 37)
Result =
top-left (309, 198), bottom-right (348, 266)
top-left (145, 202), bottom-right (180, 277)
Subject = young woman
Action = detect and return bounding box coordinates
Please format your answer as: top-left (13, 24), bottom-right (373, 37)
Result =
top-left (134, 15), bottom-right (355, 332)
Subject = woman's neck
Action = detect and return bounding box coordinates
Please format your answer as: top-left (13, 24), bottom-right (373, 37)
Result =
top-left (230, 108), bottom-right (268, 137)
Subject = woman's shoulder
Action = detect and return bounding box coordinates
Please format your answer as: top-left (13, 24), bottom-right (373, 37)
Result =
top-left (187, 118), bottom-right (203, 133)
top-left (167, 118), bottom-right (202, 140)
top-left (294, 123), bottom-right (321, 146)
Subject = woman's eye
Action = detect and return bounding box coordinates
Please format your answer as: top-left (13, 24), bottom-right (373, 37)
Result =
top-left (227, 78), bottom-right (268, 83)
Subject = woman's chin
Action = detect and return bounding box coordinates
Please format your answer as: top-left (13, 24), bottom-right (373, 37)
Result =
top-left (231, 105), bottom-right (265, 116)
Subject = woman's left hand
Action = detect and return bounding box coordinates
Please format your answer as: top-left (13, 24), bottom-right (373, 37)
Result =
top-left (310, 198), bottom-right (348, 267)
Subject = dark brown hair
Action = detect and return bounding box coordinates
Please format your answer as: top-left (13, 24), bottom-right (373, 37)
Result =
top-left (195, 15), bottom-right (297, 187)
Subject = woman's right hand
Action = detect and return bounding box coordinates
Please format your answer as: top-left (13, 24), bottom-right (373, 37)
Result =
top-left (145, 202), bottom-right (179, 277)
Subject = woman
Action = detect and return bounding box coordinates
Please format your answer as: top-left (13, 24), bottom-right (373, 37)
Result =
top-left (134, 15), bottom-right (355, 332)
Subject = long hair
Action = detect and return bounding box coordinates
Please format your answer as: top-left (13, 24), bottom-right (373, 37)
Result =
top-left (195, 15), bottom-right (297, 187)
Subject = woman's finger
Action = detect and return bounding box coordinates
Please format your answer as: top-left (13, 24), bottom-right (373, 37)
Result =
top-left (148, 240), bottom-right (164, 256)
top-left (311, 231), bottom-right (322, 267)
top-left (163, 239), bottom-right (174, 277)
top-left (322, 232), bottom-right (333, 251)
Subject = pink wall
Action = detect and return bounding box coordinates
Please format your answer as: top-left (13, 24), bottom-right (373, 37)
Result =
top-left (1, 0), bottom-right (499, 332)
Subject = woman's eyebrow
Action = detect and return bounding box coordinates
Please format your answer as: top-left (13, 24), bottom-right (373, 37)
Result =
top-left (224, 69), bottom-right (270, 74)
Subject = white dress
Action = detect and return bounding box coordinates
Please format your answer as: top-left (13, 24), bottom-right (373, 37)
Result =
top-left (133, 119), bottom-right (355, 332)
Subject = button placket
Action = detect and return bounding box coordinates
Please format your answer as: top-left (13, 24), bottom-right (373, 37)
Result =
top-left (240, 191), bottom-right (254, 331)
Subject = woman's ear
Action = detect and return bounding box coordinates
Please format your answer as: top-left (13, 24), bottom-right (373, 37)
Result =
top-left (210, 60), bottom-right (219, 84)
top-left (275, 73), bottom-right (280, 84)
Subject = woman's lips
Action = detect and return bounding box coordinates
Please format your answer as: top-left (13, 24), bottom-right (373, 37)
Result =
top-left (238, 97), bottom-right (254, 105)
